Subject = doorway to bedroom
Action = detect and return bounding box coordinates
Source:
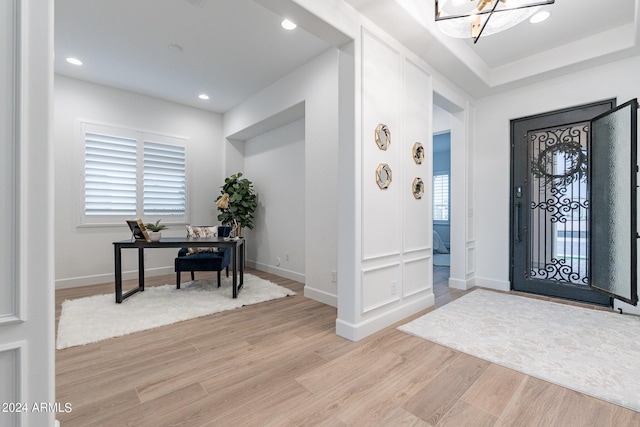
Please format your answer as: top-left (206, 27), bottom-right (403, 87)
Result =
top-left (433, 103), bottom-right (451, 292)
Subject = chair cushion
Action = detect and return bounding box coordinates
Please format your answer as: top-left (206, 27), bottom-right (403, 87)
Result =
top-left (175, 247), bottom-right (231, 272)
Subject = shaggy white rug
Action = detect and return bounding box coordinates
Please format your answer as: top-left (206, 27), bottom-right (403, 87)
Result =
top-left (56, 274), bottom-right (295, 349)
top-left (398, 289), bottom-right (640, 412)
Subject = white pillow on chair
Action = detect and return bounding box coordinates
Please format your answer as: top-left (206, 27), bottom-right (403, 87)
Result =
top-left (186, 225), bottom-right (218, 254)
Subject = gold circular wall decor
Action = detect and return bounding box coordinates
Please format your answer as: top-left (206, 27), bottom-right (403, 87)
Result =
top-left (375, 123), bottom-right (391, 150)
top-left (412, 142), bottom-right (424, 164)
top-left (376, 163), bottom-right (392, 189)
top-left (412, 177), bottom-right (424, 199)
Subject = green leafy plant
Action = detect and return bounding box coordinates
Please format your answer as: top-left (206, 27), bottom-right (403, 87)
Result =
top-left (216, 173), bottom-right (257, 232)
top-left (144, 219), bottom-right (168, 232)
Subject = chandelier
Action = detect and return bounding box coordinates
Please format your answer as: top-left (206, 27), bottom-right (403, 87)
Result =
top-left (435, 0), bottom-right (554, 43)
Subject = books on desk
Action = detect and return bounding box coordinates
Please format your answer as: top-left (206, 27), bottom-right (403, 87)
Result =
top-left (126, 219), bottom-right (149, 242)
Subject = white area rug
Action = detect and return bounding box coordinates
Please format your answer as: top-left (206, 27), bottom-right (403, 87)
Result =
top-left (57, 274), bottom-right (295, 350)
top-left (398, 289), bottom-right (640, 412)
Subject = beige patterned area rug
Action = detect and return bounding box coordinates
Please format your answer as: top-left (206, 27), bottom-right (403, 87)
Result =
top-left (56, 274), bottom-right (295, 350)
top-left (398, 289), bottom-right (640, 412)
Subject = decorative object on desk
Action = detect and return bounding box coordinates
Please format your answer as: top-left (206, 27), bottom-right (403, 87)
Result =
top-left (398, 289), bottom-right (640, 413)
top-left (374, 123), bottom-right (391, 150)
top-left (185, 225), bottom-right (219, 254)
top-left (56, 274), bottom-right (295, 349)
top-left (216, 172), bottom-right (257, 237)
top-left (375, 163), bottom-right (392, 189)
top-left (412, 141), bottom-right (424, 164)
top-left (125, 219), bottom-right (149, 242)
top-left (412, 177), bottom-right (424, 199)
top-left (144, 219), bottom-right (168, 242)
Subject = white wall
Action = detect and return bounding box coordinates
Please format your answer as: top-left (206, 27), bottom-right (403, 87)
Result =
top-left (54, 75), bottom-right (224, 288)
top-left (244, 118), bottom-right (306, 281)
top-left (433, 104), bottom-right (452, 134)
top-left (224, 48), bottom-right (340, 306)
top-left (474, 54), bottom-right (640, 313)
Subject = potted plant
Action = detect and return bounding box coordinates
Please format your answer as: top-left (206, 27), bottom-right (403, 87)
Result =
top-left (215, 172), bottom-right (257, 237)
top-left (144, 219), bottom-right (168, 241)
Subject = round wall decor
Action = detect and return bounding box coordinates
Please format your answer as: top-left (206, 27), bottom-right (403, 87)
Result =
top-left (375, 123), bottom-right (391, 150)
top-left (412, 142), bottom-right (424, 164)
top-left (376, 163), bottom-right (392, 189)
top-left (412, 177), bottom-right (424, 199)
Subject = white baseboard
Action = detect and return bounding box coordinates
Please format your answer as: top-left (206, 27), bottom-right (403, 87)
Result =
top-left (304, 286), bottom-right (337, 307)
top-left (448, 276), bottom-right (475, 290)
top-left (55, 266), bottom-right (174, 289)
top-left (55, 261), bottom-right (305, 290)
top-left (336, 293), bottom-right (435, 341)
top-left (247, 260), bottom-right (305, 283)
top-left (473, 276), bottom-right (510, 292)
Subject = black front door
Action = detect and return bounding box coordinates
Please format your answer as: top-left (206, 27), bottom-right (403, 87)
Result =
top-left (510, 100), bottom-right (615, 305)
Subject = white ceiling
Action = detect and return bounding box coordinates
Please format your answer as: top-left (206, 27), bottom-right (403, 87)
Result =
top-left (54, 0), bottom-right (332, 113)
top-left (55, 0), bottom-right (640, 112)
top-left (345, 0), bottom-right (640, 97)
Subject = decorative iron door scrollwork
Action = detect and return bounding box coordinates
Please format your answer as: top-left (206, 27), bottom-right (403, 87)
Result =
top-left (528, 124), bottom-right (589, 285)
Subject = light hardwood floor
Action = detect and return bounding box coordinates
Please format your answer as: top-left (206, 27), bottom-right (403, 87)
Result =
top-left (55, 267), bottom-right (640, 426)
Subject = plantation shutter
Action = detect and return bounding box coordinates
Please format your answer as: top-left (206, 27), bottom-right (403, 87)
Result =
top-left (143, 140), bottom-right (186, 216)
top-left (433, 173), bottom-right (449, 222)
top-left (84, 132), bottom-right (137, 216)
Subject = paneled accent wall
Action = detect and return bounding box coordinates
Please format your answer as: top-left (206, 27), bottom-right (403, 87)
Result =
top-left (337, 28), bottom-right (434, 340)
top-left (403, 256), bottom-right (432, 298)
top-left (0, 345), bottom-right (22, 427)
top-left (1, 0), bottom-right (56, 423)
top-left (0, 0), bottom-right (18, 325)
top-left (403, 59), bottom-right (433, 254)
top-left (361, 262), bottom-right (401, 313)
top-left (361, 31), bottom-right (401, 260)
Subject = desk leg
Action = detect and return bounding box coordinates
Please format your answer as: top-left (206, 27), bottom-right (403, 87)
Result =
top-left (114, 245), bottom-right (145, 304)
top-left (115, 245), bottom-right (123, 303)
top-left (239, 240), bottom-right (244, 289)
top-left (232, 245), bottom-right (238, 298)
top-left (138, 248), bottom-right (145, 291)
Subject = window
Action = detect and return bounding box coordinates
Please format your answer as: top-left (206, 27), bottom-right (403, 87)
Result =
top-left (81, 122), bottom-right (188, 225)
top-left (433, 172), bottom-right (449, 223)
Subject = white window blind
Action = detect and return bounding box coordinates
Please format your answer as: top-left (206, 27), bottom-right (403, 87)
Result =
top-left (81, 122), bottom-right (188, 225)
top-left (84, 132), bottom-right (137, 216)
top-left (433, 173), bottom-right (449, 222)
top-left (143, 141), bottom-right (186, 216)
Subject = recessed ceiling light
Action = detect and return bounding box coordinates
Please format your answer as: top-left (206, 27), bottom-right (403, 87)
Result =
top-left (530, 11), bottom-right (550, 24)
top-left (198, 94), bottom-right (210, 100)
top-left (281, 19), bottom-right (297, 30)
top-left (66, 57), bottom-right (83, 66)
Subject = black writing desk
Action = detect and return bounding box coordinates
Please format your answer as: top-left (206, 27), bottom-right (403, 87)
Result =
top-left (113, 237), bottom-right (245, 303)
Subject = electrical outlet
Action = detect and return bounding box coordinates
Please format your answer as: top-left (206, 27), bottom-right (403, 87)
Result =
top-left (331, 270), bottom-right (337, 282)
top-left (285, 253), bottom-right (290, 261)
top-left (391, 281), bottom-right (397, 296)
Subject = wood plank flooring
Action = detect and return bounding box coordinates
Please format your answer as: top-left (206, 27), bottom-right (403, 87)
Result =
top-left (55, 267), bottom-right (640, 426)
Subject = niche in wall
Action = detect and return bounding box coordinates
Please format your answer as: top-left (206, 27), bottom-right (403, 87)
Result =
top-left (243, 118), bottom-right (306, 281)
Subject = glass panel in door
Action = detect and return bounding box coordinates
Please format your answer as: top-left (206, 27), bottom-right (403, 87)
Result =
top-left (589, 99), bottom-right (638, 306)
